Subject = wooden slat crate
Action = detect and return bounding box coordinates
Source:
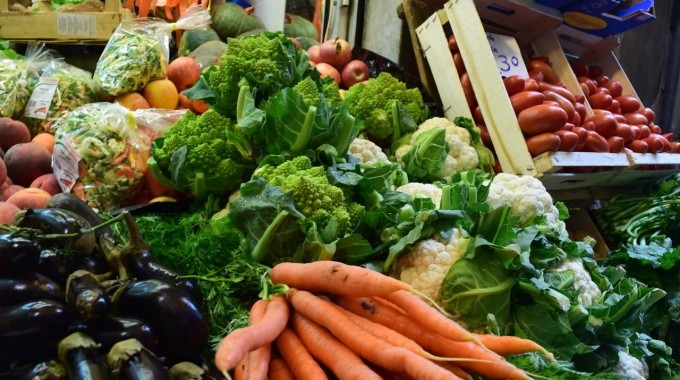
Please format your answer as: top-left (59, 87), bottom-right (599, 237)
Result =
top-left (0, 0), bottom-right (132, 43)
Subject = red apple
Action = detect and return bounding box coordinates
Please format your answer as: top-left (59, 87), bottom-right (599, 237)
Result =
top-left (318, 38), bottom-right (352, 69)
top-left (307, 45), bottom-right (321, 64)
top-left (341, 59), bottom-right (370, 89)
top-left (314, 63), bottom-right (341, 85)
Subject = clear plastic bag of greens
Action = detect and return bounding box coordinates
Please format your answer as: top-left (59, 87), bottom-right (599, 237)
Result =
top-left (0, 42), bottom-right (54, 119)
top-left (22, 58), bottom-right (98, 136)
top-left (132, 108), bottom-right (187, 140)
top-left (93, 4), bottom-right (211, 97)
top-left (51, 102), bottom-right (152, 211)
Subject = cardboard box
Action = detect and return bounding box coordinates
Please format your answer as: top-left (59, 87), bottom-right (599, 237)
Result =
top-left (562, 0), bottom-right (655, 37)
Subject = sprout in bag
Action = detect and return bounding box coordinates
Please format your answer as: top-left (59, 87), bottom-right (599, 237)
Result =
top-left (0, 42), bottom-right (54, 119)
top-left (93, 4), bottom-right (211, 97)
top-left (22, 59), bottom-right (98, 136)
top-left (51, 102), bottom-right (151, 211)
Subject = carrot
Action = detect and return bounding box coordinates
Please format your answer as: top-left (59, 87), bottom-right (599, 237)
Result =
top-left (267, 354), bottom-right (295, 380)
top-left (473, 333), bottom-right (554, 360)
top-left (275, 327), bottom-right (327, 380)
top-left (247, 300), bottom-right (273, 380)
top-left (335, 295), bottom-right (530, 380)
top-left (233, 356), bottom-right (249, 380)
top-left (291, 311), bottom-right (381, 380)
top-left (234, 300), bottom-right (269, 380)
top-left (270, 261), bottom-right (410, 297)
top-left (437, 361), bottom-right (473, 380)
top-left (286, 288), bottom-right (462, 380)
top-left (214, 295), bottom-right (290, 375)
top-left (381, 290), bottom-right (479, 345)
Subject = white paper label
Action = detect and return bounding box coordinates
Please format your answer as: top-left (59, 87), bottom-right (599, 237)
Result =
top-left (24, 77), bottom-right (59, 120)
top-left (53, 135), bottom-right (82, 193)
top-left (57, 13), bottom-right (97, 38)
top-left (486, 32), bottom-right (529, 79)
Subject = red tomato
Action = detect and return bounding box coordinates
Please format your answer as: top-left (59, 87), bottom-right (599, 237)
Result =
top-left (517, 104), bottom-right (569, 136)
top-left (555, 130), bottom-right (579, 152)
top-left (525, 133), bottom-right (561, 157)
top-left (584, 131), bottom-right (609, 152)
top-left (503, 75), bottom-right (526, 96)
top-left (607, 136), bottom-right (625, 153)
top-left (509, 91), bottom-right (544, 115)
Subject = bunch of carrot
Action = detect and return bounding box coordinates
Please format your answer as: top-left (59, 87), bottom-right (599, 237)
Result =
top-left (214, 261), bottom-right (553, 380)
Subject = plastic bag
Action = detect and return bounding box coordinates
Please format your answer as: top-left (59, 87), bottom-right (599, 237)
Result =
top-left (132, 108), bottom-right (187, 140)
top-left (0, 42), bottom-right (53, 119)
top-left (22, 58), bottom-right (98, 136)
top-left (51, 102), bottom-right (151, 211)
top-left (93, 4), bottom-right (211, 97)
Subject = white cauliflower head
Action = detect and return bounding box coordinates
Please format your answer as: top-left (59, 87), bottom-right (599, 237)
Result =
top-left (348, 137), bottom-right (390, 164)
top-left (396, 182), bottom-right (442, 208)
top-left (612, 351), bottom-right (648, 380)
top-left (551, 257), bottom-right (602, 307)
top-left (395, 117), bottom-right (479, 179)
top-left (486, 172), bottom-right (567, 235)
top-left (392, 229), bottom-right (468, 301)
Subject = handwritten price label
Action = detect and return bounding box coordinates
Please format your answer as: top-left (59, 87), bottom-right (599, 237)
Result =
top-left (486, 32), bottom-right (529, 79)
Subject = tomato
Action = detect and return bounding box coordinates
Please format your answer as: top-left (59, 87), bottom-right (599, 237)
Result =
top-left (648, 133), bottom-right (671, 152)
top-left (555, 130), bottom-right (579, 152)
top-left (503, 75), bottom-right (526, 96)
top-left (517, 104), bottom-right (569, 136)
top-left (574, 94), bottom-right (586, 104)
top-left (529, 69), bottom-right (545, 82)
top-left (453, 52), bottom-right (465, 75)
top-left (473, 106), bottom-right (485, 125)
top-left (478, 124), bottom-right (493, 147)
top-left (643, 135), bottom-right (665, 153)
top-left (628, 139), bottom-right (649, 153)
top-left (650, 124), bottom-right (662, 134)
top-left (613, 114), bottom-right (626, 123)
top-left (574, 102), bottom-right (587, 122)
top-left (596, 87), bottom-right (611, 95)
top-left (538, 81), bottom-right (576, 104)
top-left (572, 126), bottom-right (588, 151)
top-left (523, 78), bottom-right (540, 92)
top-left (571, 62), bottom-right (589, 77)
top-left (510, 91), bottom-right (544, 115)
top-left (579, 82), bottom-right (590, 97)
top-left (607, 99), bottom-right (621, 114)
top-left (638, 124), bottom-right (651, 139)
top-left (584, 131), bottom-right (609, 152)
top-left (588, 92), bottom-right (613, 110)
top-left (570, 111), bottom-right (581, 128)
top-left (607, 136), bottom-right (625, 153)
top-left (586, 113), bottom-right (618, 138)
top-left (595, 75), bottom-right (610, 86)
top-left (630, 125), bottom-right (641, 140)
top-left (671, 141), bottom-right (680, 154)
top-left (588, 65), bottom-right (604, 78)
top-left (528, 59), bottom-right (559, 84)
top-left (641, 107), bottom-right (655, 123)
top-left (602, 80), bottom-right (623, 98)
top-left (614, 95), bottom-right (641, 114)
top-left (447, 34), bottom-right (458, 53)
top-left (543, 90), bottom-right (575, 120)
top-left (615, 123), bottom-right (634, 143)
top-left (525, 133), bottom-right (561, 157)
top-left (460, 72), bottom-right (477, 110)
top-left (578, 76), bottom-right (598, 94)
top-left (623, 112), bottom-right (649, 126)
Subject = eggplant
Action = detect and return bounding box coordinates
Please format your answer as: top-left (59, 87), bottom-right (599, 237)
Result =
top-left (14, 208), bottom-right (96, 255)
top-left (22, 360), bottom-right (67, 380)
top-left (167, 362), bottom-right (226, 380)
top-left (70, 316), bottom-right (158, 353)
top-left (37, 249), bottom-right (110, 288)
top-left (113, 279), bottom-right (209, 362)
top-left (57, 333), bottom-right (110, 380)
top-left (0, 272), bottom-right (63, 306)
top-left (65, 270), bottom-right (111, 321)
top-left (106, 339), bottom-right (169, 380)
top-left (119, 213), bottom-right (202, 304)
top-left (47, 193), bottom-right (113, 242)
top-left (0, 299), bottom-right (71, 346)
top-left (0, 232), bottom-right (42, 274)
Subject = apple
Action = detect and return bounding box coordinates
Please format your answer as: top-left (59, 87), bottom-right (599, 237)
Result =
top-left (318, 38), bottom-right (352, 69)
top-left (307, 45), bottom-right (321, 64)
top-left (314, 63), bottom-right (341, 85)
top-left (341, 59), bottom-right (370, 89)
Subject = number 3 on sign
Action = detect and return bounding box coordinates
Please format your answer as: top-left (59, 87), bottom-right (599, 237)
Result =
top-left (486, 32), bottom-right (529, 79)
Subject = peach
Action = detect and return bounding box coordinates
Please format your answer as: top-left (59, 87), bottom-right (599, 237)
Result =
top-left (1, 184), bottom-right (23, 201)
top-left (115, 92), bottom-right (151, 111)
top-left (30, 173), bottom-right (61, 196)
top-left (4, 142), bottom-right (52, 187)
top-left (143, 79), bottom-right (179, 110)
top-left (0, 158), bottom-right (5, 187)
top-left (167, 57), bottom-right (202, 92)
top-left (6, 188), bottom-right (52, 209)
top-left (31, 133), bottom-right (56, 155)
top-left (0, 117), bottom-right (31, 152)
top-left (177, 93), bottom-right (193, 110)
top-left (0, 202), bottom-right (20, 225)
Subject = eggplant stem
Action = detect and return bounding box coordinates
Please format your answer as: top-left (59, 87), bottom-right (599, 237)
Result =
top-left (0, 211), bottom-right (128, 240)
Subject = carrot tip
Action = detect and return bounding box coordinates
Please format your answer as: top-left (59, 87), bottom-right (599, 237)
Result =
top-left (222, 370), bottom-right (232, 380)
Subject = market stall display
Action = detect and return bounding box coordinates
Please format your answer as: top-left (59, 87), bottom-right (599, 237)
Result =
top-left (0, 0), bottom-right (678, 378)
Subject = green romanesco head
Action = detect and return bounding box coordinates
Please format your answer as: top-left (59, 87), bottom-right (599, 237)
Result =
top-left (293, 77), bottom-right (322, 108)
top-left (345, 72), bottom-right (429, 140)
top-left (322, 80), bottom-right (343, 108)
top-left (253, 156), bottom-right (363, 235)
top-left (221, 34), bottom-right (283, 83)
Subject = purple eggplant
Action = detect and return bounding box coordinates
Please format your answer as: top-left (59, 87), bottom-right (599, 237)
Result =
top-left (106, 339), bottom-right (169, 380)
top-left (14, 208), bottom-right (96, 256)
top-left (57, 333), bottom-right (110, 380)
top-left (0, 232), bottom-right (42, 274)
top-left (0, 272), bottom-right (62, 307)
top-left (65, 270), bottom-right (111, 322)
top-left (0, 299), bottom-right (71, 346)
top-left (22, 360), bottom-right (67, 380)
top-left (70, 316), bottom-right (158, 354)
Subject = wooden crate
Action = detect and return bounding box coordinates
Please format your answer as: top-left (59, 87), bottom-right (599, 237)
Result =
top-left (565, 209), bottom-right (610, 259)
top-left (0, 0), bottom-right (133, 43)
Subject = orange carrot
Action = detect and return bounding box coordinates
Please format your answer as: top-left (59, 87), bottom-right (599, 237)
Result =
top-left (214, 296), bottom-right (290, 375)
top-left (286, 288), bottom-right (462, 380)
top-left (437, 361), bottom-right (473, 380)
top-left (473, 333), bottom-right (554, 360)
top-left (335, 295), bottom-right (530, 380)
top-left (275, 327), bottom-right (328, 380)
top-left (267, 354), bottom-right (295, 380)
top-left (270, 261), bottom-right (410, 297)
top-left (247, 300), bottom-right (273, 380)
top-left (381, 290), bottom-right (478, 345)
top-left (234, 300), bottom-right (269, 380)
top-left (234, 356), bottom-right (249, 380)
top-left (291, 311), bottom-right (382, 380)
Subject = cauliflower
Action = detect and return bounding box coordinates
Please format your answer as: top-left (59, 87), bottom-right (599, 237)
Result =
top-left (550, 257), bottom-right (602, 307)
top-left (392, 229), bottom-right (468, 300)
top-left (396, 182), bottom-right (442, 208)
top-left (348, 138), bottom-right (390, 164)
top-left (395, 117), bottom-right (479, 180)
top-left (612, 351), bottom-right (648, 380)
top-left (486, 172), bottom-right (567, 235)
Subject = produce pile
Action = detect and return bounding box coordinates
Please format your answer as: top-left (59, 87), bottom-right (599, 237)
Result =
top-left (1, 4), bottom-right (680, 379)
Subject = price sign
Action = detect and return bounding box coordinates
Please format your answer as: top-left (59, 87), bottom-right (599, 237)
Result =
top-left (486, 32), bottom-right (529, 79)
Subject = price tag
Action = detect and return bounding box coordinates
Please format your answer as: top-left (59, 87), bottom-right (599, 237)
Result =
top-left (24, 77), bottom-right (59, 120)
top-left (486, 32), bottom-right (529, 79)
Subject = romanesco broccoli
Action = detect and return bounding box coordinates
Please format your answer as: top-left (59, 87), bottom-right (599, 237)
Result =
top-left (292, 76), bottom-right (343, 109)
top-left (253, 156), bottom-right (364, 235)
top-left (345, 72), bottom-right (429, 141)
